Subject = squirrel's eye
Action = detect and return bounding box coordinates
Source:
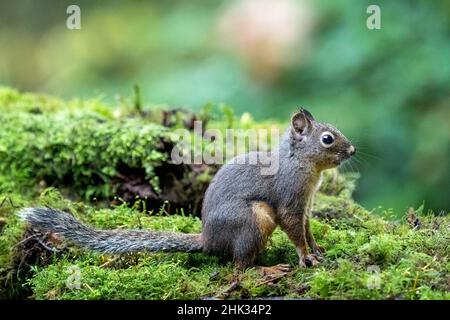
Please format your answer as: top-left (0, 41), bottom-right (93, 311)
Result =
top-left (320, 132), bottom-right (335, 147)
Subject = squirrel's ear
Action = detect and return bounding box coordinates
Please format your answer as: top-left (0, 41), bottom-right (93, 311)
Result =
top-left (299, 108), bottom-right (315, 121)
top-left (291, 110), bottom-right (312, 137)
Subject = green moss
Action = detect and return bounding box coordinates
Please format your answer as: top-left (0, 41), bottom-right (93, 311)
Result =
top-left (319, 169), bottom-right (359, 198)
top-left (30, 255), bottom-right (226, 300)
top-left (0, 112), bottom-right (171, 199)
top-left (0, 86), bottom-right (114, 117)
top-left (0, 193), bottom-right (31, 298)
top-left (0, 188), bottom-right (443, 300)
top-left (0, 87), bottom-right (281, 205)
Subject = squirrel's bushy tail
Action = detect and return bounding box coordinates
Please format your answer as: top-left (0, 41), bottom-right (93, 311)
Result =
top-left (19, 208), bottom-right (202, 253)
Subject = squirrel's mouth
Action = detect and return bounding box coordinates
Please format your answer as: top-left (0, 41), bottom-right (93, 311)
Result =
top-left (334, 153), bottom-right (351, 166)
top-left (333, 158), bottom-right (344, 166)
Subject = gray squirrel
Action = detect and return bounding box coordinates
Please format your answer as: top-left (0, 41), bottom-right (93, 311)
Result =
top-left (19, 108), bottom-right (355, 270)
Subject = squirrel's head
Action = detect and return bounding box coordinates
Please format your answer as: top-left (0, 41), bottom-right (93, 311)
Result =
top-left (289, 108), bottom-right (355, 170)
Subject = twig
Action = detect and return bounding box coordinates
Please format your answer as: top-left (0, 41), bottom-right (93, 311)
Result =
top-left (13, 234), bottom-right (38, 248)
top-left (99, 257), bottom-right (119, 268)
top-left (255, 273), bottom-right (290, 287)
top-left (0, 196), bottom-right (19, 209)
top-left (84, 283), bottom-right (95, 293)
top-left (10, 197), bottom-right (19, 208)
top-left (216, 280), bottom-right (240, 299)
top-left (35, 237), bottom-right (60, 253)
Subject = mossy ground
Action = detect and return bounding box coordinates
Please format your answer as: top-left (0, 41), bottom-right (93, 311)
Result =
top-left (1, 188), bottom-right (448, 300)
top-left (0, 87), bottom-right (448, 300)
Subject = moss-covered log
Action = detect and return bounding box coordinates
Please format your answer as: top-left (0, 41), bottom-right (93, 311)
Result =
top-left (0, 87), bottom-right (216, 213)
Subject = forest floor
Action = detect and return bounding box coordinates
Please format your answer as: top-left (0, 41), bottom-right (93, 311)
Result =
top-left (0, 87), bottom-right (448, 299)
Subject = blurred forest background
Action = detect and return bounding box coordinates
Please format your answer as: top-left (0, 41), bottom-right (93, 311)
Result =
top-left (0, 0), bottom-right (449, 214)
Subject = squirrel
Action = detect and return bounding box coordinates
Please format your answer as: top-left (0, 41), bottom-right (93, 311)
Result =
top-left (19, 108), bottom-right (355, 270)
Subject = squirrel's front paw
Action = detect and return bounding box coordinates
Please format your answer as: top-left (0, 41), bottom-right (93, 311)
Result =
top-left (299, 254), bottom-right (321, 267)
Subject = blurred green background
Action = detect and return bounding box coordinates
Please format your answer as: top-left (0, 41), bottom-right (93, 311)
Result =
top-left (0, 0), bottom-right (449, 213)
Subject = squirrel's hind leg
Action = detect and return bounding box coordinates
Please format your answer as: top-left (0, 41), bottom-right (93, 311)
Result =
top-left (233, 201), bottom-right (279, 270)
top-left (232, 230), bottom-right (262, 269)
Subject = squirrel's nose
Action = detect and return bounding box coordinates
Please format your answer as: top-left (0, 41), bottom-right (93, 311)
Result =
top-left (347, 145), bottom-right (356, 156)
